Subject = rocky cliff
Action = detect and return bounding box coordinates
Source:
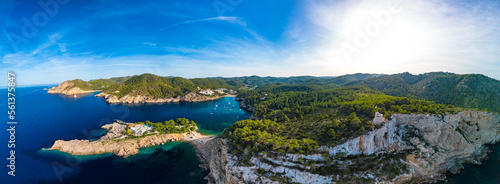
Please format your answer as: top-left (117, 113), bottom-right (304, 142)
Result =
top-left (47, 81), bottom-right (96, 95)
top-left (95, 92), bottom-right (225, 104)
top-left (237, 98), bottom-right (256, 112)
top-left (205, 111), bottom-right (500, 183)
top-left (48, 122), bottom-right (191, 158)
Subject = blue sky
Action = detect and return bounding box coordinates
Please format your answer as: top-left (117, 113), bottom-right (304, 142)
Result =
top-left (1, 0), bottom-right (500, 85)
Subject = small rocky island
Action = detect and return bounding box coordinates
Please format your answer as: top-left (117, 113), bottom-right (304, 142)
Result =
top-left (47, 119), bottom-right (213, 158)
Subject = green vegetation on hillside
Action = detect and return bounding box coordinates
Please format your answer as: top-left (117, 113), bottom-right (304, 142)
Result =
top-left (222, 119), bottom-right (319, 164)
top-left (58, 73), bottom-right (387, 100)
top-left (226, 86), bottom-right (461, 162)
top-left (69, 76), bottom-right (132, 90)
top-left (352, 72), bottom-right (500, 112)
top-left (212, 73), bottom-right (381, 88)
top-left (103, 74), bottom-right (199, 98)
top-left (88, 76), bottom-right (132, 89)
top-left (191, 78), bottom-right (242, 90)
top-left (124, 118), bottom-right (197, 136)
top-left (69, 79), bottom-right (97, 90)
top-left (60, 72), bottom-right (498, 112)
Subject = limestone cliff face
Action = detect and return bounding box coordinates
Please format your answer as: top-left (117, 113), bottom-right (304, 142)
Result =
top-left (323, 111), bottom-right (500, 182)
top-left (204, 139), bottom-right (235, 184)
top-left (205, 111), bottom-right (500, 184)
top-left (47, 81), bottom-right (96, 95)
top-left (206, 138), bottom-right (333, 184)
top-left (95, 92), bottom-right (223, 104)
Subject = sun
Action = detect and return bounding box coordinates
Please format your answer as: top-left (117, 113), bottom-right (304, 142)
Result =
top-left (330, 0), bottom-right (437, 68)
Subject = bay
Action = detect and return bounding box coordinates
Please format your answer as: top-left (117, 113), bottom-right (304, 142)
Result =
top-left (0, 86), bottom-right (250, 184)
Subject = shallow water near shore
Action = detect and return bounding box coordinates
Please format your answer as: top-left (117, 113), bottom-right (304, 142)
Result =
top-left (0, 86), bottom-right (249, 184)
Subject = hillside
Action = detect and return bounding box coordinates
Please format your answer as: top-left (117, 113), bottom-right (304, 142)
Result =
top-left (48, 74), bottom-right (238, 98)
top-left (212, 73), bottom-right (382, 88)
top-left (47, 73), bottom-right (382, 97)
top-left (234, 86), bottom-right (461, 150)
top-left (102, 74), bottom-right (198, 99)
top-left (47, 76), bottom-right (133, 95)
top-left (209, 111), bottom-right (500, 183)
top-left (351, 72), bottom-right (500, 112)
top-left (88, 76), bottom-right (133, 89)
top-left (219, 75), bottom-right (499, 183)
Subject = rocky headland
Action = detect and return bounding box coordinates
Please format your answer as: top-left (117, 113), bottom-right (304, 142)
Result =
top-left (47, 121), bottom-right (209, 158)
top-left (47, 80), bottom-right (96, 95)
top-left (201, 111), bottom-right (500, 183)
top-left (95, 92), bottom-right (228, 104)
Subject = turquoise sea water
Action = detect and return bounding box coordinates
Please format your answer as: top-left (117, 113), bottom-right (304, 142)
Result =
top-left (0, 86), bottom-right (250, 184)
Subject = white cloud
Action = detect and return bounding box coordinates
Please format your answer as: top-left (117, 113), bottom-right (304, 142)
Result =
top-left (58, 43), bottom-right (67, 53)
top-left (160, 16), bottom-right (243, 30)
top-left (143, 42), bottom-right (157, 47)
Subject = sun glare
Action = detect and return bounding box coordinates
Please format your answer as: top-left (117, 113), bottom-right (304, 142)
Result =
top-left (327, 1), bottom-right (436, 67)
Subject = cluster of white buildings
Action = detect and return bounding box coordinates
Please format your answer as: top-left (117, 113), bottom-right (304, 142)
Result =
top-left (199, 88), bottom-right (229, 96)
top-left (130, 124), bottom-right (153, 136)
top-left (199, 90), bottom-right (215, 95)
top-left (214, 88), bottom-right (226, 94)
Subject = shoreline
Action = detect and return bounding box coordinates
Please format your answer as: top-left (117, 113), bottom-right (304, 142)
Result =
top-left (48, 89), bottom-right (99, 95)
top-left (44, 121), bottom-right (207, 158)
top-left (44, 133), bottom-right (216, 158)
top-left (183, 134), bottom-right (216, 168)
top-left (45, 133), bottom-right (191, 158)
top-left (95, 92), bottom-right (237, 104)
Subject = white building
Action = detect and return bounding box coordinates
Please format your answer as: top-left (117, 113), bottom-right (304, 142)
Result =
top-left (215, 88), bottom-right (226, 94)
top-left (130, 124), bottom-right (153, 136)
top-left (373, 112), bottom-right (384, 125)
top-left (199, 90), bottom-right (214, 95)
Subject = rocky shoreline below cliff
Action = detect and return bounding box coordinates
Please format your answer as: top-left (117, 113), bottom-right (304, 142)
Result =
top-left (201, 111), bottom-right (500, 184)
top-left (95, 92), bottom-right (234, 104)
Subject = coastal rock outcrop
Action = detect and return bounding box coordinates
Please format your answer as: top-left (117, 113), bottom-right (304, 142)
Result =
top-left (237, 100), bottom-right (255, 112)
top-left (323, 111), bottom-right (500, 181)
top-left (49, 133), bottom-right (187, 158)
top-left (47, 80), bottom-right (96, 95)
top-left (204, 111), bottom-right (500, 183)
top-left (95, 92), bottom-right (226, 104)
top-left (48, 122), bottom-right (192, 158)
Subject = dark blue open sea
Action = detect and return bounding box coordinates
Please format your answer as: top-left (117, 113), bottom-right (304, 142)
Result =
top-left (0, 86), bottom-right (499, 184)
top-left (0, 86), bottom-right (250, 184)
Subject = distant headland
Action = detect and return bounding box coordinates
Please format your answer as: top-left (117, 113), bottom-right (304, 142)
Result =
top-left (48, 73), bottom-right (237, 103)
